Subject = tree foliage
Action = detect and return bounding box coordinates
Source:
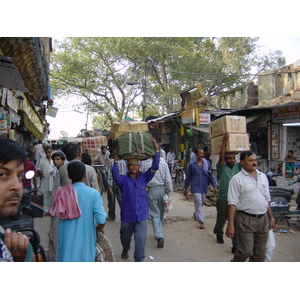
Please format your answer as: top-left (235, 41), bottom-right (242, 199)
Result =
top-left (50, 37), bottom-right (286, 126)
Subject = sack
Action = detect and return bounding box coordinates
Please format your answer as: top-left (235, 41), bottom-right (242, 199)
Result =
top-left (163, 194), bottom-right (173, 213)
top-left (265, 229), bottom-right (276, 261)
top-left (95, 243), bottom-right (105, 262)
top-left (95, 231), bottom-right (115, 262)
top-left (116, 132), bottom-right (155, 160)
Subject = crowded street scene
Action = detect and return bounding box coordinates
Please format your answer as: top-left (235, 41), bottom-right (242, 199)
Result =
top-left (1, 34), bottom-right (299, 299)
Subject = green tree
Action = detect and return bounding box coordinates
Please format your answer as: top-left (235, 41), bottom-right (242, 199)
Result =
top-left (50, 37), bottom-right (286, 125)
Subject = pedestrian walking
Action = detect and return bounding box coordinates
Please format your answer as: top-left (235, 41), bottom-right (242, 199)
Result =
top-left (183, 148), bottom-right (217, 229)
top-left (112, 137), bottom-right (160, 262)
top-left (48, 151), bottom-right (66, 262)
top-left (213, 133), bottom-right (242, 247)
top-left (50, 161), bottom-right (106, 262)
top-left (106, 157), bottom-right (127, 221)
top-left (225, 150), bottom-right (275, 262)
top-left (141, 157), bottom-right (173, 248)
top-left (37, 145), bottom-right (54, 214)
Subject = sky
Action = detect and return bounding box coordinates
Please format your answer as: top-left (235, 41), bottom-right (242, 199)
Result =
top-left (46, 37), bottom-right (300, 140)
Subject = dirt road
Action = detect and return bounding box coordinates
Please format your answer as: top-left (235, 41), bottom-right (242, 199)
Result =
top-left (35, 190), bottom-right (300, 262)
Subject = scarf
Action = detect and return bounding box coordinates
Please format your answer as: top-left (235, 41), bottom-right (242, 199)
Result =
top-left (202, 158), bottom-right (209, 175)
top-left (49, 184), bottom-right (81, 220)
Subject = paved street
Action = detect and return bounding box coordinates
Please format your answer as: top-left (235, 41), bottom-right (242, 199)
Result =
top-left (34, 190), bottom-right (300, 262)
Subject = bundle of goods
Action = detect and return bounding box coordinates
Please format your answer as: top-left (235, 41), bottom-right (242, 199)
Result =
top-left (209, 115), bottom-right (249, 155)
top-left (109, 121), bottom-right (148, 141)
top-left (116, 132), bottom-right (155, 160)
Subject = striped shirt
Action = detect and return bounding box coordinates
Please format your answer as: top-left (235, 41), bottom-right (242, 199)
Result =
top-left (107, 159), bottom-right (127, 187)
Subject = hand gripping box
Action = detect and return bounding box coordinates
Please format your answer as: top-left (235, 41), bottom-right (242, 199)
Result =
top-left (211, 133), bottom-right (250, 155)
top-left (209, 115), bottom-right (246, 138)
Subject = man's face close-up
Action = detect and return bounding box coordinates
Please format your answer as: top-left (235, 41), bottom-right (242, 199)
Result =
top-left (0, 159), bottom-right (24, 218)
top-left (225, 156), bottom-right (236, 168)
top-left (241, 154), bottom-right (257, 173)
top-left (127, 164), bottom-right (139, 174)
top-left (196, 149), bottom-right (204, 160)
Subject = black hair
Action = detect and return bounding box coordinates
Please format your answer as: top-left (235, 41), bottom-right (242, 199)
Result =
top-left (240, 151), bottom-right (255, 161)
top-left (289, 150), bottom-right (294, 154)
top-left (0, 137), bottom-right (27, 166)
top-left (101, 146), bottom-right (107, 151)
top-left (51, 151), bottom-right (66, 161)
top-left (81, 153), bottom-right (92, 165)
top-left (63, 143), bottom-right (79, 161)
top-left (195, 148), bottom-right (204, 154)
top-left (67, 160), bottom-right (86, 182)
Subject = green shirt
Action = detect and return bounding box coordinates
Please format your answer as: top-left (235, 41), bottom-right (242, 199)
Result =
top-left (217, 162), bottom-right (242, 200)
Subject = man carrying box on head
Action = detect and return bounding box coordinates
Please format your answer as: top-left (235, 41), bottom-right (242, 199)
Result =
top-left (213, 133), bottom-right (242, 251)
top-left (112, 137), bottom-right (160, 262)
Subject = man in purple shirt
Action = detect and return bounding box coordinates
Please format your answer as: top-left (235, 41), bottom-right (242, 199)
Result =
top-left (183, 148), bottom-right (217, 229)
top-left (112, 138), bottom-right (159, 262)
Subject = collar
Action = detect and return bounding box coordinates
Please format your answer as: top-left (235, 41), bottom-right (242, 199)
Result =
top-left (241, 168), bottom-right (261, 177)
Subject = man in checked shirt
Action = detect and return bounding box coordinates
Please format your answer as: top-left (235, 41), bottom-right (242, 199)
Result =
top-left (141, 156), bottom-right (173, 248)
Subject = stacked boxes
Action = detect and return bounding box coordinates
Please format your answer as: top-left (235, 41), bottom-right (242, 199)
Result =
top-left (82, 136), bottom-right (108, 159)
top-left (209, 115), bottom-right (249, 155)
top-left (109, 121), bottom-right (148, 140)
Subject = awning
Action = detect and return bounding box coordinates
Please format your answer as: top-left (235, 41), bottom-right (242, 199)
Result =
top-left (0, 55), bottom-right (28, 92)
top-left (246, 115), bottom-right (261, 123)
top-left (186, 125), bottom-right (210, 133)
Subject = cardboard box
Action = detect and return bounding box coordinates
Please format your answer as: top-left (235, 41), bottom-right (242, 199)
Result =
top-left (211, 133), bottom-right (250, 155)
top-left (209, 115), bottom-right (246, 138)
top-left (108, 131), bottom-right (127, 141)
top-left (111, 121), bottom-right (148, 133)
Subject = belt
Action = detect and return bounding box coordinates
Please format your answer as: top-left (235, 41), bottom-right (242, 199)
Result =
top-left (238, 210), bottom-right (266, 218)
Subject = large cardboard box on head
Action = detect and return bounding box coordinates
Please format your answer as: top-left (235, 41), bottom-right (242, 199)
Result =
top-left (209, 115), bottom-right (246, 138)
top-left (111, 121), bottom-right (148, 133)
top-left (211, 133), bottom-right (250, 155)
top-left (110, 121), bottom-right (149, 141)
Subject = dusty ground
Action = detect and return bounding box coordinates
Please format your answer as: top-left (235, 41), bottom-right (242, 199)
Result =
top-left (35, 189), bottom-right (300, 262)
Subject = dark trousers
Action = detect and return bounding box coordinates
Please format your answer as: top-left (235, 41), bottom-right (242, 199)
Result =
top-left (120, 219), bottom-right (148, 262)
top-left (107, 185), bottom-right (122, 220)
top-left (232, 211), bottom-right (269, 262)
top-left (213, 199), bottom-right (237, 248)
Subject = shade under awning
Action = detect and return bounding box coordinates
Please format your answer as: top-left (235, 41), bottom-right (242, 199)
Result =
top-left (0, 55), bottom-right (28, 92)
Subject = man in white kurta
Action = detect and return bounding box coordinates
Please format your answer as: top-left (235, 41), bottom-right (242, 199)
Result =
top-left (38, 146), bottom-right (54, 213)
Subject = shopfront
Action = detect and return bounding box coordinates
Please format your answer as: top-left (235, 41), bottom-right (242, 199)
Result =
top-left (268, 103), bottom-right (300, 180)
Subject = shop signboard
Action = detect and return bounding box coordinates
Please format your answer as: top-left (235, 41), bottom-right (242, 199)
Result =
top-left (272, 104), bottom-right (300, 122)
top-left (199, 113), bottom-right (210, 125)
top-left (181, 109), bottom-right (196, 124)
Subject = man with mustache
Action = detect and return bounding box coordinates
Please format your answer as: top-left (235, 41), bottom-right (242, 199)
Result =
top-left (0, 137), bottom-right (33, 262)
top-left (225, 150), bottom-right (275, 262)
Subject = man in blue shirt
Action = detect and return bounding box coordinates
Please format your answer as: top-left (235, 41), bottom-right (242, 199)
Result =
top-left (183, 148), bottom-right (217, 229)
top-left (112, 138), bottom-right (160, 262)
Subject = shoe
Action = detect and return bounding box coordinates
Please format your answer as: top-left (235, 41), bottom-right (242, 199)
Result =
top-left (199, 223), bottom-right (205, 229)
top-left (216, 235), bottom-right (224, 244)
top-left (157, 238), bottom-right (164, 248)
top-left (231, 247), bottom-right (236, 254)
top-left (121, 250), bottom-right (129, 259)
top-left (106, 217), bottom-right (115, 221)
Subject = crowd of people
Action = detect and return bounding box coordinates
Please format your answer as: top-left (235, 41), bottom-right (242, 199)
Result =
top-left (0, 134), bottom-right (276, 262)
